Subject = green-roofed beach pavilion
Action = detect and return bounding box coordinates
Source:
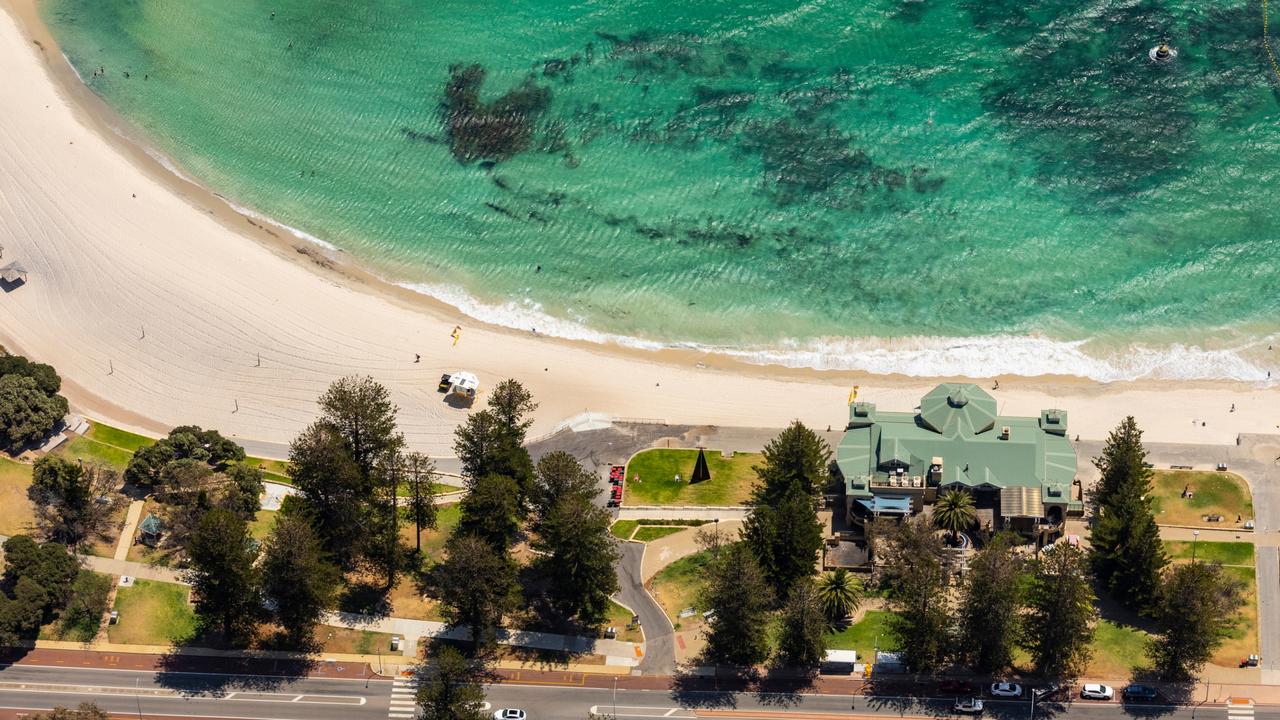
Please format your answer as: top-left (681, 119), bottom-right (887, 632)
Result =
top-left (838, 383), bottom-right (1082, 542)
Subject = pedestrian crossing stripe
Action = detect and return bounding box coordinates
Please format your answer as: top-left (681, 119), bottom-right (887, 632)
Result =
top-left (390, 677), bottom-right (419, 719)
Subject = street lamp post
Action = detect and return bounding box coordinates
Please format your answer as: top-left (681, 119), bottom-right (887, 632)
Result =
top-left (1192, 529), bottom-right (1200, 562)
top-left (613, 675), bottom-right (618, 719)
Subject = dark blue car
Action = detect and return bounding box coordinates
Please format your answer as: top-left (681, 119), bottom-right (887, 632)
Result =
top-left (1122, 685), bottom-right (1159, 701)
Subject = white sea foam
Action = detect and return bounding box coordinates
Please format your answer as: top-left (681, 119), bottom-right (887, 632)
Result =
top-left (396, 282), bottom-right (1276, 384)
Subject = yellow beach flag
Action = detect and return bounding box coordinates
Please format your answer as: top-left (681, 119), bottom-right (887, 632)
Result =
top-left (848, 386), bottom-right (859, 404)
top-left (450, 325), bottom-right (461, 347)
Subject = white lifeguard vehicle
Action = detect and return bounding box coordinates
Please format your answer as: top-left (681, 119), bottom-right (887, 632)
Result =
top-left (438, 370), bottom-right (479, 404)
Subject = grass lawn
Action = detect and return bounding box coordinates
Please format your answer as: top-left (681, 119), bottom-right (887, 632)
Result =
top-left (405, 503), bottom-right (461, 560)
top-left (632, 526), bottom-right (686, 542)
top-left (317, 626), bottom-right (397, 655)
top-left (248, 509), bottom-right (277, 542)
top-left (85, 423), bottom-right (153, 452)
top-left (56, 436), bottom-right (135, 471)
top-left (244, 456), bottom-right (291, 485)
top-left (1163, 540), bottom-right (1255, 566)
top-left (824, 610), bottom-right (896, 660)
top-left (0, 457), bottom-right (35, 536)
top-left (1087, 619), bottom-right (1151, 677)
top-left (108, 579), bottom-right (196, 646)
top-left (624, 449), bottom-right (760, 506)
top-left (610, 520), bottom-right (639, 540)
top-left (1150, 470), bottom-right (1253, 526)
top-left (648, 547), bottom-right (719, 623)
top-left (604, 599), bottom-right (644, 643)
top-left (1215, 566), bottom-right (1259, 666)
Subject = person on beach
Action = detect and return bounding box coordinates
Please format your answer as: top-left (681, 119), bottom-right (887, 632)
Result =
top-left (414, 353), bottom-right (420, 363)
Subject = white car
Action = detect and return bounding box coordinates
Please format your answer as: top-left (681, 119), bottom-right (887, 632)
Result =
top-left (1081, 684), bottom-right (1114, 701)
top-left (990, 683), bottom-right (1023, 698)
top-left (494, 710), bottom-right (526, 720)
top-left (954, 698), bottom-right (984, 714)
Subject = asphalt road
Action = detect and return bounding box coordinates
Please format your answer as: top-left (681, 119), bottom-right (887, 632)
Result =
top-left (0, 663), bottom-right (389, 720)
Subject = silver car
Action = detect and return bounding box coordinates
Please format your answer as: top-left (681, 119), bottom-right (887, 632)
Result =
top-left (990, 682), bottom-right (1022, 698)
top-left (1081, 684), bottom-right (1114, 701)
top-left (494, 710), bottom-right (527, 720)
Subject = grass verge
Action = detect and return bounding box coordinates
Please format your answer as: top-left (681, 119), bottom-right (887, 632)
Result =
top-left (632, 526), bottom-right (686, 542)
top-left (648, 547), bottom-right (720, 623)
top-left (108, 579), bottom-right (196, 646)
top-left (624, 449), bottom-right (759, 506)
top-left (1163, 540), bottom-right (1254, 566)
top-left (610, 520), bottom-right (639, 540)
top-left (1150, 470), bottom-right (1252, 526)
top-left (824, 610), bottom-right (895, 659)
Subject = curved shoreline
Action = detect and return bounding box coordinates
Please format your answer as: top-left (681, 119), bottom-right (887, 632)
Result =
top-left (0, 0), bottom-right (1277, 455)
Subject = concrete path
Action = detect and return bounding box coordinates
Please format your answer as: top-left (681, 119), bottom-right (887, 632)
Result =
top-left (113, 500), bottom-right (144, 561)
top-left (639, 521), bottom-right (742, 582)
top-left (319, 611), bottom-right (641, 667)
top-left (80, 554), bottom-right (185, 584)
top-left (617, 507), bottom-right (752, 521)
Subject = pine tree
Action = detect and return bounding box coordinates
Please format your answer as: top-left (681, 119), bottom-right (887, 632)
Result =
top-left (1090, 417), bottom-right (1167, 615)
top-left (751, 421), bottom-right (832, 505)
top-left (742, 483), bottom-right (822, 601)
top-left (1023, 542), bottom-right (1096, 679)
top-left (775, 580), bottom-right (827, 670)
top-left (1149, 562), bottom-right (1246, 681)
top-left (456, 474), bottom-right (521, 550)
top-left (414, 645), bottom-right (490, 720)
top-left (261, 514), bottom-right (341, 646)
top-left (1092, 416), bottom-right (1149, 509)
top-left (533, 491), bottom-right (620, 626)
top-left (405, 452), bottom-right (440, 554)
top-left (882, 517), bottom-right (951, 672)
top-left (435, 534), bottom-right (518, 647)
top-left (957, 533), bottom-right (1024, 672)
top-left (185, 508), bottom-right (261, 642)
top-left (700, 543), bottom-right (774, 667)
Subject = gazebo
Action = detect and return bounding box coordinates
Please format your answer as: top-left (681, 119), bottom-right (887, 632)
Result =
top-left (138, 513), bottom-right (164, 546)
top-left (0, 261), bottom-right (27, 285)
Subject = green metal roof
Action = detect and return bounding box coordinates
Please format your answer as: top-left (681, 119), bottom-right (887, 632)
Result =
top-left (139, 513), bottom-right (163, 534)
top-left (839, 383), bottom-right (1076, 501)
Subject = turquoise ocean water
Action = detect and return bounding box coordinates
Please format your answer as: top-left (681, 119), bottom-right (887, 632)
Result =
top-left (38, 0), bottom-right (1280, 380)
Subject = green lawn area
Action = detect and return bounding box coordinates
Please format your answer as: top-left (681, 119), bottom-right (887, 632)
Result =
top-left (56, 436), bottom-right (134, 470)
top-left (648, 547), bottom-right (719, 623)
top-left (1217, 565), bottom-right (1259, 665)
top-left (244, 456), bottom-right (291, 485)
top-left (624, 449), bottom-right (760, 506)
top-left (610, 520), bottom-right (639, 540)
top-left (604, 599), bottom-right (644, 644)
top-left (1164, 540), bottom-right (1255, 566)
top-left (632, 526), bottom-right (686, 542)
top-left (0, 457), bottom-right (35, 536)
top-left (409, 503), bottom-right (461, 559)
top-left (249, 509), bottom-right (277, 542)
top-left (108, 580), bottom-right (197, 646)
top-left (317, 627), bottom-right (397, 655)
top-left (824, 610), bottom-right (896, 660)
top-left (1150, 470), bottom-right (1253, 526)
top-left (1087, 619), bottom-right (1151, 677)
top-left (85, 423), bottom-right (154, 452)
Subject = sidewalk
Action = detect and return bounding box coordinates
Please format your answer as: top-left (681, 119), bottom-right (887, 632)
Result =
top-left (80, 554), bottom-right (184, 584)
top-left (320, 611), bottom-right (642, 667)
top-left (113, 500), bottom-right (144, 561)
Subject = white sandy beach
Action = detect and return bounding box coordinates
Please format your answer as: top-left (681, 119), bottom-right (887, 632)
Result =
top-left (0, 5), bottom-right (1276, 457)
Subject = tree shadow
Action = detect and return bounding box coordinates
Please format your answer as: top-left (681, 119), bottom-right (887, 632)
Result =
top-left (668, 666), bottom-right (755, 709)
top-left (752, 665), bottom-right (816, 707)
top-left (338, 579), bottom-right (391, 618)
top-left (152, 647), bottom-right (320, 694)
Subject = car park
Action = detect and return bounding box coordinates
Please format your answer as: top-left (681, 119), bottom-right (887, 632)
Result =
top-left (1034, 683), bottom-right (1066, 701)
top-left (1122, 684), bottom-right (1159, 701)
top-left (1080, 684), bottom-right (1114, 701)
top-left (990, 683), bottom-right (1023, 698)
top-left (494, 710), bottom-right (527, 720)
top-left (954, 698), bottom-right (984, 714)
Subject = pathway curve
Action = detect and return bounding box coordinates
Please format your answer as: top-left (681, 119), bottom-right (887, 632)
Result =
top-left (615, 540), bottom-right (674, 675)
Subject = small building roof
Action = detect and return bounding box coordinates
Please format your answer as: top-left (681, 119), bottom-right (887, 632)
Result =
top-left (139, 513), bottom-right (164, 534)
top-left (0, 261), bottom-right (27, 284)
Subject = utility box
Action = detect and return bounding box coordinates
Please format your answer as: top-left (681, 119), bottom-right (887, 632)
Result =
top-left (109, 610), bottom-right (119, 625)
top-left (390, 636), bottom-right (401, 651)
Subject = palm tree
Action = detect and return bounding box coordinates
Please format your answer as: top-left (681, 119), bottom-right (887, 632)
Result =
top-left (934, 488), bottom-right (977, 543)
top-left (815, 568), bottom-right (862, 625)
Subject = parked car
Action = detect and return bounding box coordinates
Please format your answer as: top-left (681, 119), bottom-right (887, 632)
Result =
top-left (1080, 684), bottom-right (1114, 701)
top-left (494, 710), bottom-right (527, 720)
top-left (1122, 684), bottom-right (1159, 701)
top-left (1240, 654), bottom-right (1261, 668)
top-left (939, 680), bottom-right (976, 695)
top-left (1034, 683), bottom-right (1067, 701)
top-left (954, 698), bottom-right (984, 714)
top-left (990, 683), bottom-right (1023, 698)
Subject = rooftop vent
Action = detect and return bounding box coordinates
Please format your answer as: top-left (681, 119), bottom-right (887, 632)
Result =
top-left (1000, 426), bottom-right (1011, 440)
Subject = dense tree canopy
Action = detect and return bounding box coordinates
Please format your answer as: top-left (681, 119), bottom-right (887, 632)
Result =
top-left (532, 488), bottom-right (619, 626)
top-left (30, 456), bottom-right (121, 546)
top-left (0, 374), bottom-right (68, 453)
top-left (456, 474), bottom-right (521, 550)
top-left (957, 533), bottom-right (1024, 672)
top-left (699, 542), bottom-right (774, 667)
top-left (1023, 542), bottom-right (1096, 679)
top-left (0, 536), bottom-right (79, 645)
top-left (0, 354), bottom-right (62, 396)
top-left (882, 516), bottom-right (951, 673)
top-left (435, 534), bottom-right (518, 647)
top-left (1090, 417), bottom-right (1166, 615)
top-left (261, 514), bottom-right (341, 646)
top-left (27, 704), bottom-right (109, 720)
top-left (125, 425), bottom-right (245, 487)
top-left (185, 508), bottom-right (261, 641)
top-left (1149, 561), bottom-right (1246, 681)
top-left (775, 579), bottom-right (827, 670)
top-left (529, 451), bottom-right (598, 521)
top-left (414, 645), bottom-right (490, 720)
top-left (751, 421), bottom-right (832, 505)
top-left (742, 483), bottom-right (822, 602)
